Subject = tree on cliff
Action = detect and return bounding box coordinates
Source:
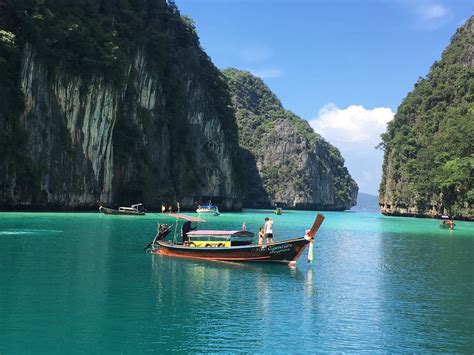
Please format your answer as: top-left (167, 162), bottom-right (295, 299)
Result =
top-left (222, 68), bottom-right (358, 210)
top-left (0, 0), bottom-right (243, 209)
top-left (379, 17), bottom-right (474, 219)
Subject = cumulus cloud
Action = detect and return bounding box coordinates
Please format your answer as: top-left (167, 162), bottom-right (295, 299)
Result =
top-left (310, 104), bottom-right (393, 145)
top-left (393, 0), bottom-right (452, 30)
top-left (416, 3), bottom-right (452, 30)
top-left (309, 104), bottom-right (394, 195)
top-left (410, 2), bottom-right (452, 30)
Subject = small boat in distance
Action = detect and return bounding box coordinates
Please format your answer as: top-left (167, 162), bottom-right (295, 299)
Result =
top-left (99, 203), bottom-right (145, 215)
top-left (439, 215), bottom-right (455, 230)
top-left (196, 203), bottom-right (220, 216)
top-left (145, 213), bottom-right (325, 266)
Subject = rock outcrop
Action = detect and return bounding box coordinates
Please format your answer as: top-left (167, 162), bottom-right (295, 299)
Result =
top-left (0, 0), bottom-right (242, 210)
top-left (0, 0), bottom-right (359, 212)
top-left (379, 17), bottom-right (473, 220)
top-left (222, 68), bottom-right (358, 210)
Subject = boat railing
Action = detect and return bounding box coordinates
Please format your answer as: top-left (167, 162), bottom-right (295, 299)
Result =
top-left (185, 231), bottom-right (253, 247)
top-left (119, 207), bottom-right (136, 212)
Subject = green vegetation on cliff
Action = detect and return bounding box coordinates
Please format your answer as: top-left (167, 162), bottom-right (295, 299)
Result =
top-left (0, 0), bottom-right (243, 209)
top-left (222, 68), bottom-right (357, 210)
top-left (0, 0), bottom-right (237, 132)
top-left (0, 0), bottom-right (355, 210)
top-left (379, 17), bottom-right (474, 218)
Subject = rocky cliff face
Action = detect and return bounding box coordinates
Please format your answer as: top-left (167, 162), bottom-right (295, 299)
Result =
top-left (222, 69), bottom-right (358, 210)
top-left (379, 17), bottom-right (473, 219)
top-left (0, 0), bottom-right (242, 210)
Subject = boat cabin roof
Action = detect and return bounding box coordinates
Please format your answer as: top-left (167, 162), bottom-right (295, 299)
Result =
top-left (187, 230), bottom-right (254, 238)
top-left (119, 207), bottom-right (137, 211)
top-left (167, 213), bottom-right (206, 222)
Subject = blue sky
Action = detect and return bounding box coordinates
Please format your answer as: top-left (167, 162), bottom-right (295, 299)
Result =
top-left (176, 0), bottom-right (472, 195)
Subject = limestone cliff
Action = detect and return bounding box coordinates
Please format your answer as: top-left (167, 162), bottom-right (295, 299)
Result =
top-left (0, 0), bottom-right (242, 210)
top-left (379, 17), bottom-right (473, 219)
top-left (222, 68), bottom-right (358, 210)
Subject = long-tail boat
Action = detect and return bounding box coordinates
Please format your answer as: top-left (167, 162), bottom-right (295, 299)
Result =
top-left (439, 215), bottom-right (455, 230)
top-left (99, 203), bottom-right (145, 215)
top-left (145, 213), bottom-right (325, 266)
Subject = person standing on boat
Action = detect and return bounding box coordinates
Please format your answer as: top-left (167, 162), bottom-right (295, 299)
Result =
top-left (263, 217), bottom-right (274, 244)
top-left (181, 221), bottom-right (195, 245)
top-left (447, 217), bottom-right (454, 230)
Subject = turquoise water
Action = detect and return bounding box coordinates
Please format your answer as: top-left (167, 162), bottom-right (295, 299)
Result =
top-left (0, 210), bottom-right (473, 353)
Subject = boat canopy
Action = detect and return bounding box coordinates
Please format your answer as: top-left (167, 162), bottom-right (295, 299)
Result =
top-left (187, 230), bottom-right (254, 238)
top-left (166, 213), bottom-right (205, 223)
top-left (198, 205), bottom-right (218, 209)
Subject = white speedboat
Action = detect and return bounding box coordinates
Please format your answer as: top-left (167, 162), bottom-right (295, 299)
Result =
top-left (196, 204), bottom-right (220, 216)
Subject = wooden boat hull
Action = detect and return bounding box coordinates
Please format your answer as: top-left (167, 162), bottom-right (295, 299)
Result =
top-left (154, 237), bottom-right (309, 265)
top-left (99, 206), bottom-right (145, 215)
top-left (196, 210), bottom-right (220, 216)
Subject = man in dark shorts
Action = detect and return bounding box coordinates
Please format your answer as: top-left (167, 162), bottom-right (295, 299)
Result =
top-left (263, 217), bottom-right (274, 244)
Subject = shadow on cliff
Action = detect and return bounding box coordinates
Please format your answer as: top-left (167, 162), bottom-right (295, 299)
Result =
top-left (240, 148), bottom-right (271, 208)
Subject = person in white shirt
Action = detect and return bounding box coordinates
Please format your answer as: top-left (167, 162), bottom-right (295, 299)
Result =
top-left (263, 217), bottom-right (274, 244)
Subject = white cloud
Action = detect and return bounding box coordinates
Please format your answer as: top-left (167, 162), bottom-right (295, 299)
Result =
top-left (310, 103), bottom-right (393, 145)
top-left (409, 2), bottom-right (452, 30)
top-left (416, 3), bottom-right (448, 21)
top-left (392, 0), bottom-right (452, 30)
top-left (309, 104), bottom-right (394, 195)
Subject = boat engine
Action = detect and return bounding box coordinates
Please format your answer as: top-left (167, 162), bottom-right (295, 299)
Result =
top-left (156, 223), bottom-right (171, 241)
top-left (144, 223), bottom-right (171, 252)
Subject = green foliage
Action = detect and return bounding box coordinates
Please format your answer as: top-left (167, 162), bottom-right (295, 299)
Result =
top-left (0, 0), bottom-right (206, 82)
top-left (222, 68), bottom-right (282, 115)
top-left (0, 30), bottom-right (16, 46)
top-left (434, 156), bottom-right (474, 214)
top-left (1, 0), bottom-right (245, 204)
top-left (379, 17), bottom-right (474, 216)
top-left (0, 21), bottom-right (36, 194)
top-left (222, 68), bottom-right (320, 149)
top-left (222, 68), bottom-right (355, 206)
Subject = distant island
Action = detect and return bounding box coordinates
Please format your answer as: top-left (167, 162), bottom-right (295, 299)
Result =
top-left (351, 193), bottom-right (380, 213)
top-left (223, 68), bottom-right (357, 210)
top-left (379, 17), bottom-right (473, 220)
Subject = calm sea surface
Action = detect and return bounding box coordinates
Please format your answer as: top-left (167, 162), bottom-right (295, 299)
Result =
top-left (0, 210), bottom-right (473, 353)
